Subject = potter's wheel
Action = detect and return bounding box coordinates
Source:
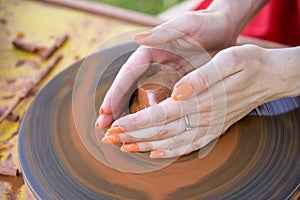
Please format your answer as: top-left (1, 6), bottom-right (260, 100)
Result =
top-left (18, 43), bottom-right (300, 199)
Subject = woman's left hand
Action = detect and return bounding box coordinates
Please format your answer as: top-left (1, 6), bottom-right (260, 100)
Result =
top-left (102, 44), bottom-right (299, 158)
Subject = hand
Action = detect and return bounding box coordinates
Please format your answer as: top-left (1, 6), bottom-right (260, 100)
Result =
top-left (96, 11), bottom-right (237, 129)
top-left (101, 44), bottom-right (297, 158)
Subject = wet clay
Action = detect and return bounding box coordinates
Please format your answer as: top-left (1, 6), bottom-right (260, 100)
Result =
top-left (129, 68), bottom-right (182, 113)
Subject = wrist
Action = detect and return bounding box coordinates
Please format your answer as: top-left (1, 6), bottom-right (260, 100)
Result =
top-left (266, 47), bottom-right (300, 99)
top-left (193, 9), bottom-right (236, 47)
top-left (207, 0), bottom-right (269, 39)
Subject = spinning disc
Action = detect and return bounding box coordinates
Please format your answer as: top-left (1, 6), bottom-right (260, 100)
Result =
top-left (19, 43), bottom-right (300, 199)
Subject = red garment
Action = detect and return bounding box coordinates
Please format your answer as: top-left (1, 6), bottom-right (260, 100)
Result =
top-left (194, 0), bottom-right (300, 46)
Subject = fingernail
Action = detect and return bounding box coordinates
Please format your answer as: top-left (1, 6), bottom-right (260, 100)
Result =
top-left (133, 31), bottom-right (152, 40)
top-left (99, 107), bottom-right (110, 115)
top-left (171, 82), bottom-right (193, 101)
top-left (121, 143), bottom-right (138, 152)
top-left (95, 118), bottom-right (100, 129)
top-left (101, 135), bottom-right (120, 144)
top-left (150, 150), bottom-right (165, 158)
top-left (107, 126), bottom-right (124, 134)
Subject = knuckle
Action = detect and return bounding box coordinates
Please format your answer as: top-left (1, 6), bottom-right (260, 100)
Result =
top-left (213, 46), bottom-right (245, 77)
top-left (153, 108), bottom-right (167, 124)
top-left (155, 112), bottom-right (165, 123)
top-left (198, 112), bottom-right (212, 126)
top-left (216, 44), bottom-right (265, 73)
top-left (196, 98), bottom-right (212, 112)
top-left (159, 20), bottom-right (177, 31)
top-left (141, 142), bottom-right (153, 151)
top-left (169, 136), bottom-right (183, 147)
top-left (191, 142), bottom-right (202, 151)
top-left (182, 11), bottom-right (199, 22)
top-left (187, 71), bottom-right (209, 92)
top-left (156, 129), bottom-right (169, 138)
top-left (166, 147), bottom-right (182, 157)
top-left (217, 47), bottom-right (240, 68)
top-left (132, 110), bottom-right (151, 128)
top-left (129, 134), bottom-right (139, 142)
top-left (242, 44), bottom-right (266, 65)
top-left (122, 134), bottom-right (134, 142)
top-left (169, 137), bottom-right (178, 146)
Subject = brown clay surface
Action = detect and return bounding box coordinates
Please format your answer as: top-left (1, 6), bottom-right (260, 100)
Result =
top-left (129, 67), bottom-right (182, 113)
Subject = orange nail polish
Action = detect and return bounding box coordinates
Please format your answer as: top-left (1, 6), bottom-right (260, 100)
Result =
top-left (101, 135), bottom-right (120, 144)
top-left (133, 31), bottom-right (152, 40)
top-left (150, 150), bottom-right (165, 158)
top-left (107, 126), bottom-right (124, 134)
top-left (171, 82), bottom-right (193, 101)
top-left (121, 143), bottom-right (138, 152)
top-left (99, 107), bottom-right (110, 115)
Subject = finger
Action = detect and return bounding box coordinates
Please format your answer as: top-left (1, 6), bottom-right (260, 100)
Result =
top-left (171, 48), bottom-right (244, 101)
top-left (109, 112), bottom-right (207, 143)
top-left (97, 47), bottom-right (151, 128)
top-left (134, 13), bottom-right (196, 46)
top-left (117, 119), bottom-right (186, 143)
top-left (112, 98), bottom-right (180, 130)
top-left (100, 46), bottom-right (150, 113)
top-left (120, 127), bottom-right (207, 153)
top-left (96, 109), bottom-right (128, 129)
top-left (111, 88), bottom-right (216, 132)
top-left (150, 134), bottom-right (219, 158)
top-left (95, 114), bottom-right (114, 129)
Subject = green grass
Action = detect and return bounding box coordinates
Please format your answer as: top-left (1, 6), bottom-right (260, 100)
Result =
top-left (89, 0), bottom-right (186, 15)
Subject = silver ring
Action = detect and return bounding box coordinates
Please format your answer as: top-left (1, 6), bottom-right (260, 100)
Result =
top-left (184, 115), bottom-right (192, 131)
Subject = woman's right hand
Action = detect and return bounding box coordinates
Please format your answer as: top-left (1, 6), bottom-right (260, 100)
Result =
top-left (96, 10), bottom-right (237, 129)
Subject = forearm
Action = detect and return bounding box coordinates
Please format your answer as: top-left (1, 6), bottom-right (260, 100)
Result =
top-left (206, 0), bottom-right (269, 38)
